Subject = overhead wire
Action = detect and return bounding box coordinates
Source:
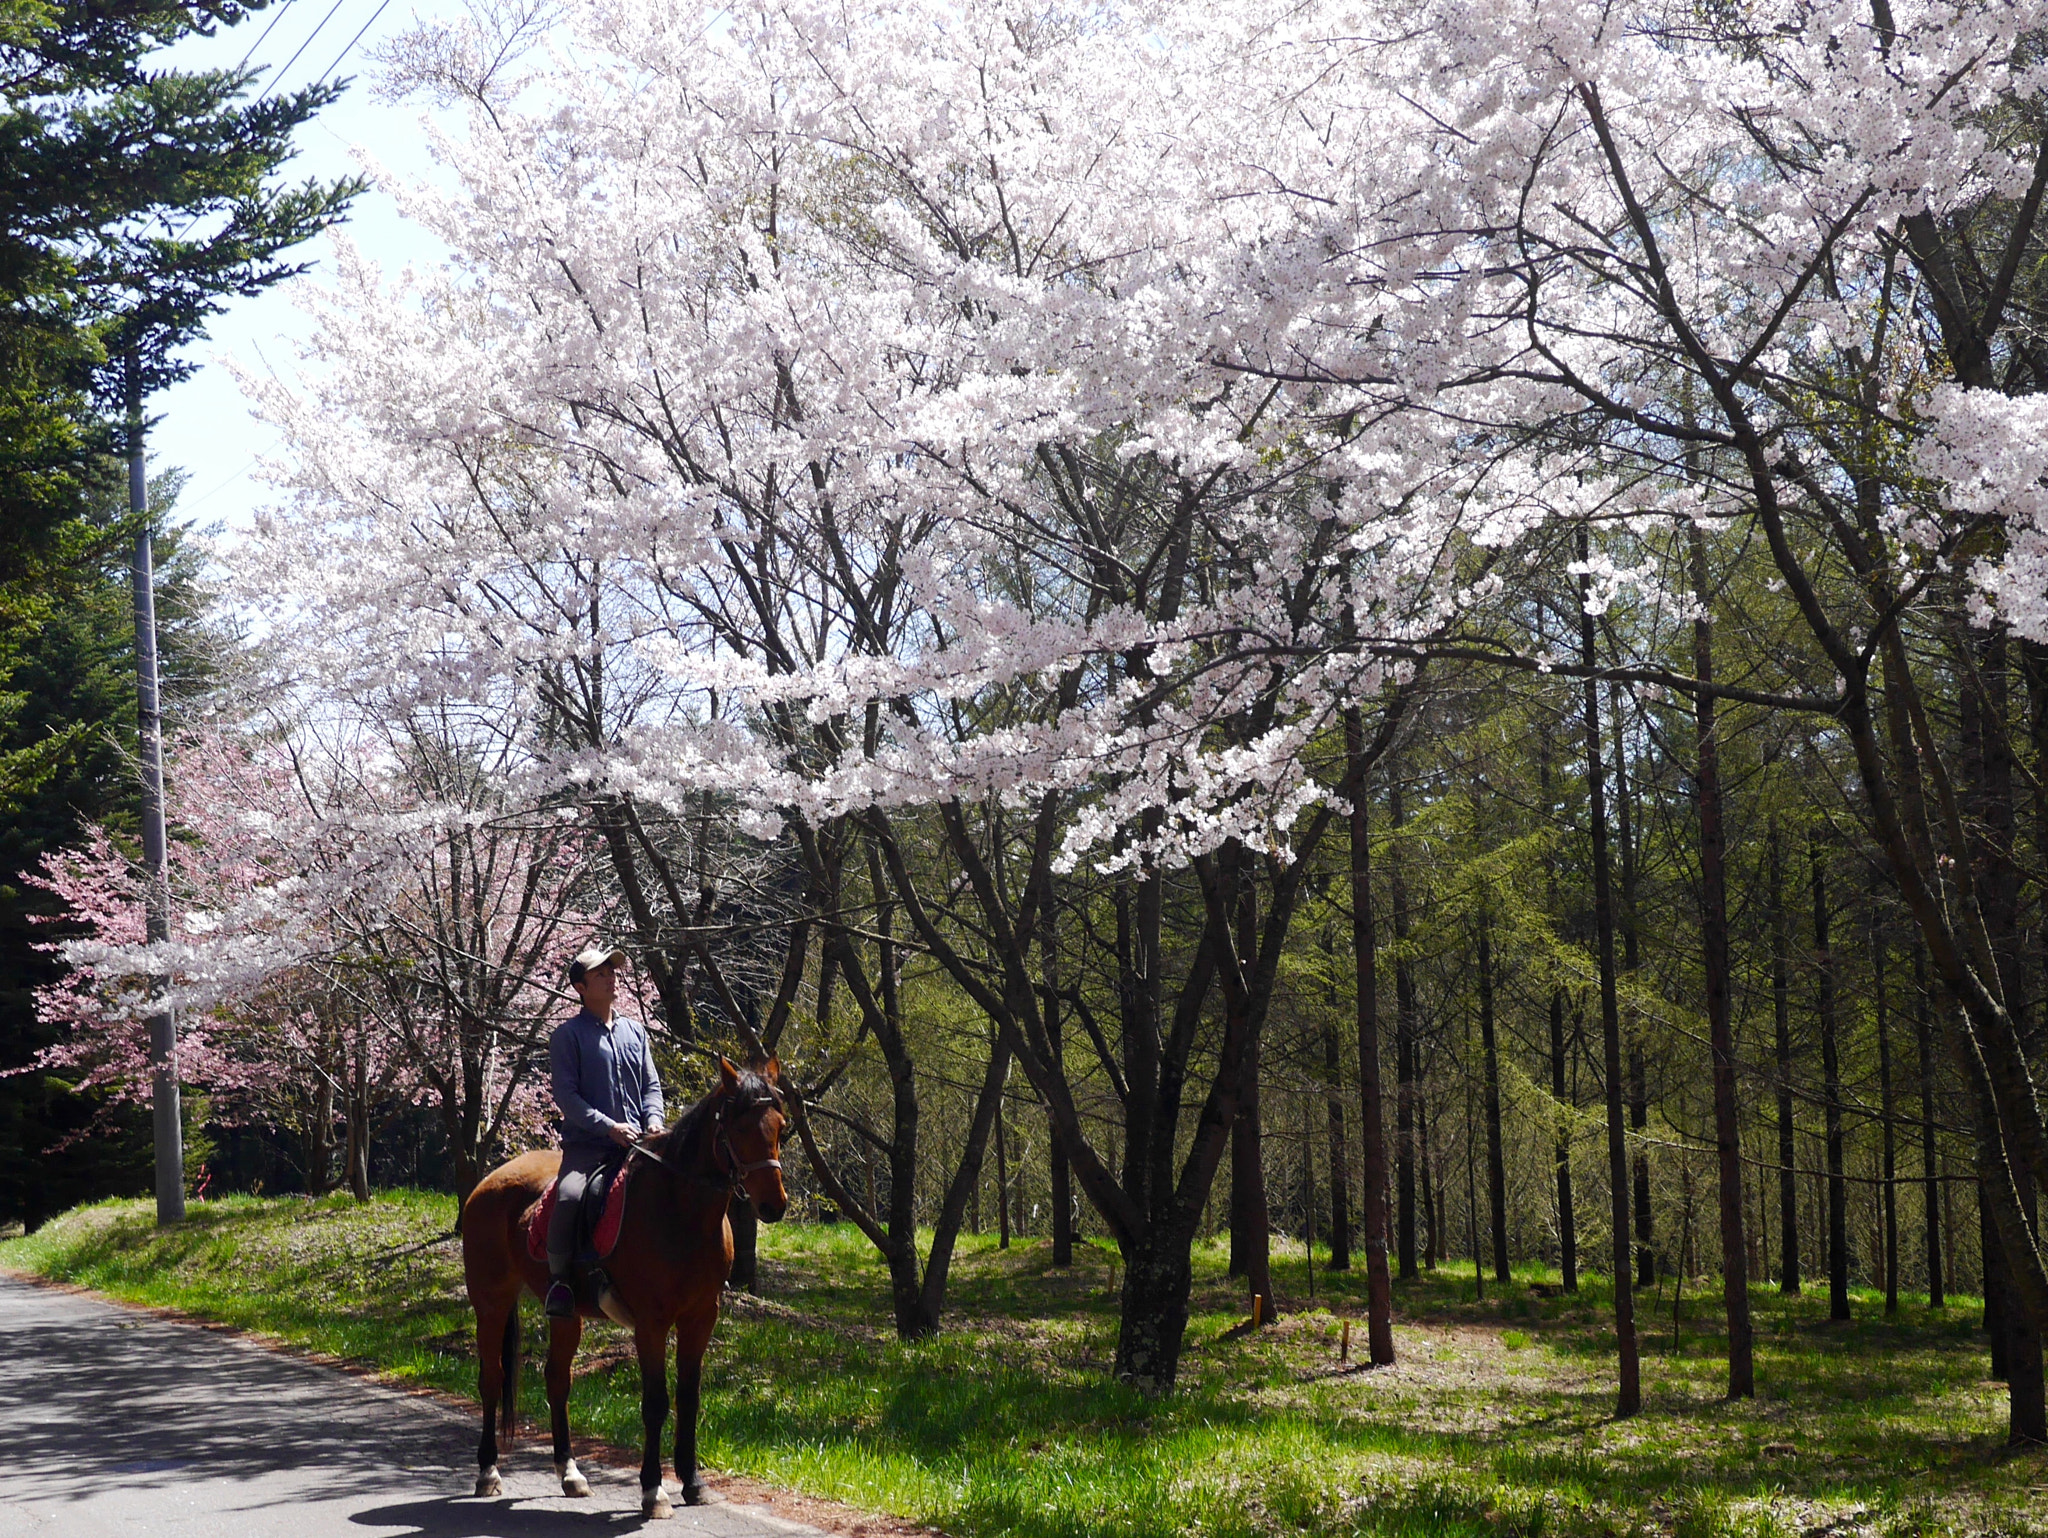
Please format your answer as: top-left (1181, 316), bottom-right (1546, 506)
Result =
top-left (165, 0), bottom-right (390, 243)
top-left (308, 0), bottom-right (397, 88)
top-left (233, 0), bottom-right (303, 73)
top-left (254, 0), bottom-right (353, 101)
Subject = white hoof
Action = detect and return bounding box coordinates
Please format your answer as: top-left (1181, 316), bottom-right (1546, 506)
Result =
top-left (474, 1466), bottom-right (503, 1497)
top-left (557, 1457), bottom-right (591, 1497)
top-left (643, 1483), bottom-right (673, 1520)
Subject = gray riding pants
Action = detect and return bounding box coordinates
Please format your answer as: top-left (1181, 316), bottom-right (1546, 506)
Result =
top-left (546, 1142), bottom-right (616, 1276)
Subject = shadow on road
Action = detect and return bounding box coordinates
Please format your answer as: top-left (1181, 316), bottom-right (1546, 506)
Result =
top-left (347, 1496), bottom-right (651, 1534)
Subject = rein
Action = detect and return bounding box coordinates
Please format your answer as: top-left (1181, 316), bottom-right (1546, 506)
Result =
top-left (628, 1093), bottom-right (781, 1198)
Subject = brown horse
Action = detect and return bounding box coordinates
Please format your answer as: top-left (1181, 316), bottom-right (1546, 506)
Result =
top-left (460, 1055), bottom-right (788, 1518)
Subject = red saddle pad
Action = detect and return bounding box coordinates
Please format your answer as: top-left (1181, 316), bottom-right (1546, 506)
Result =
top-left (525, 1160), bottom-right (633, 1264)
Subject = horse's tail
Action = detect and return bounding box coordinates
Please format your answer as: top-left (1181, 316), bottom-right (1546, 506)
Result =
top-left (499, 1305), bottom-right (519, 1440)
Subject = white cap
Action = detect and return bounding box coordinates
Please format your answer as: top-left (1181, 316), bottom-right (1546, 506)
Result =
top-left (568, 944), bottom-right (629, 984)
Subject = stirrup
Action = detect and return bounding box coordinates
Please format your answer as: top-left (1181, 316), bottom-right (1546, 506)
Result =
top-left (544, 1278), bottom-right (575, 1318)
top-left (592, 1267), bottom-right (636, 1327)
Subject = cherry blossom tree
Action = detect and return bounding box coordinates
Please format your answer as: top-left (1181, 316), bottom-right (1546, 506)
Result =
top-left (159, 0), bottom-right (2048, 1406)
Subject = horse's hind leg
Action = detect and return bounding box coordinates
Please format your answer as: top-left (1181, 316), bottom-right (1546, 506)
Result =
top-left (635, 1320), bottom-right (673, 1519)
top-left (473, 1302), bottom-right (512, 1497)
top-left (546, 1314), bottom-right (590, 1497)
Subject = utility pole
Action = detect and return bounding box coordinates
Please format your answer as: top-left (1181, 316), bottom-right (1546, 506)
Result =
top-left (128, 353), bottom-right (183, 1225)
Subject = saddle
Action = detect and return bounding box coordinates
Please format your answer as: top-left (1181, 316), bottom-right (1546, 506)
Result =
top-left (525, 1157), bottom-right (634, 1266)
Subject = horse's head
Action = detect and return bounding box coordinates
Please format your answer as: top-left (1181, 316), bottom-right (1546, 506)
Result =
top-left (715, 1055), bottom-right (789, 1222)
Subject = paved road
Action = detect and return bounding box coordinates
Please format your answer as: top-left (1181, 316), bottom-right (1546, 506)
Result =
top-left (0, 1275), bottom-right (827, 1538)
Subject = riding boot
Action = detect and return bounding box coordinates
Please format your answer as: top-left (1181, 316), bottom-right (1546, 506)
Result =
top-left (544, 1266), bottom-right (576, 1318)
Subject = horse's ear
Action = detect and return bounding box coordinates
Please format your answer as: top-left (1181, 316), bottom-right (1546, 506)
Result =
top-left (762, 1055), bottom-right (783, 1084)
top-left (719, 1056), bottom-right (741, 1094)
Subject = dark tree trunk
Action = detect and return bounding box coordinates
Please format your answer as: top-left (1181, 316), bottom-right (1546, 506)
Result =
top-left (1347, 711), bottom-right (1397, 1363)
top-left (1324, 1011), bottom-right (1352, 1271)
top-left (1540, 723), bottom-right (1577, 1293)
top-left (1771, 825), bottom-right (1801, 1295)
top-left (344, 1043), bottom-right (371, 1205)
top-left (1914, 941), bottom-right (1944, 1307)
top-left (1986, 1187), bottom-right (2011, 1379)
top-left (1420, 1086), bottom-right (1440, 1270)
top-left (1479, 924), bottom-right (1509, 1283)
top-left (1230, 1013), bottom-right (1275, 1320)
top-left (1875, 917), bottom-right (1899, 1317)
top-left (1551, 986), bottom-right (1578, 1293)
top-left (1465, 1077), bottom-right (1485, 1301)
top-left (1227, 864), bottom-right (1276, 1325)
top-left (995, 1073), bottom-right (1011, 1250)
top-left (1116, 1227), bottom-right (1197, 1388)
top-left (1812, 835), bottom-right (1850, 1322)
top-left (1614, 703), bottom-right (1653, 1290)
top-left (1631, 1041), bottom-right (1653, 1288)
top-left (1391, 778), bottom-right (1418, 1280)
top-left (308, 1071), bottom-right (336, 1198)
top-left (1970, 634), bottom-right (2048, 1444)
top-left (1689, 524), bottom-right (1752, 1396)
top-left (1044, 911), bottom-right (1073, 1267)
top-left (2010, 1177), bottom-right (2048, 1443)
top-left (1578, 530), bottom-right (1640, 1416)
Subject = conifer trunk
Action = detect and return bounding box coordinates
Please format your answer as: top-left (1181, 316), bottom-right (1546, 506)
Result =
top-left (1812, 835), bottom-right (1850, 1322)
top-left (1875, 918), bottom-right (1898, 1317)
top-left (1914, 942), bottom-right (1943, 1307)
top-left (1479, 924), bottom-right (1509, 1283)
top-left (1346, 711), bottom-right (1396, 1363)
top-left (1614, 703), bottom-right (1653, 1289)
top-left (1044, 913), bottom-right (1073, 1267)
top-left (1578, 530), bottom-right (1640, 1416)
top-left (1689, 524), bottom-right (1751, 1395)
top-left (1324, 1012), bottom-right (1352, 1271)
top-left (1541, 723), bottom-right (1578, 1293)
top-left (1391, 778), bottom-right (1418, 1280)
top-left (1770, 825), bottom-right (1801, 1295)
top-left (1551, 988), bottom-right (1578, 1292)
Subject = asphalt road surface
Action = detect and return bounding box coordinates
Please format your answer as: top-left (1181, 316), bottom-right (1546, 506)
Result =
top-left (0, 1274), bottom-right (830, 1538)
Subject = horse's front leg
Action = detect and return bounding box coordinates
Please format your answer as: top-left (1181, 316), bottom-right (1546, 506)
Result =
top-left (636, 1320), bottom-right (674, 1519)
top-left (472, 1303), bottom-right (510, 1497)
top-left (674, 1315), bottom-right (719, 1506)
top-left (546, 1314), bottom-right (590, 1497)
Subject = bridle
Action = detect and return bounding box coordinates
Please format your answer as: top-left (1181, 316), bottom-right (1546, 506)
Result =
top-left (632, 1090), bottom-right (781, 1200)
top-left (714, 1094), bottom-right (784, 1192)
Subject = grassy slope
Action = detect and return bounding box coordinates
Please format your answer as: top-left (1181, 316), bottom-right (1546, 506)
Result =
top-left (4, 1194), bottom-right (2043, 1538)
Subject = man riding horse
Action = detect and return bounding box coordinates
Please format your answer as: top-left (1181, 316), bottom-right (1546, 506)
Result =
top-left (546, 943), bottom-right (664, 1318)
top-left (462, 941), bottom-right (789, 1517)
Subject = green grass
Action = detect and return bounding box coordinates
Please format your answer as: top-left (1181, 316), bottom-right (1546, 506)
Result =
top-left (6, 1195), bottom-right (2045, 1538)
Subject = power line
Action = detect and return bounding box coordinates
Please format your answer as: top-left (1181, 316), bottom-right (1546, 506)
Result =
top-left (256, 0), bottom-right (353, 102)
top-left (310, 0), bottom-right (396, 88)
top-left (235, 0), bottom-right (303, 72)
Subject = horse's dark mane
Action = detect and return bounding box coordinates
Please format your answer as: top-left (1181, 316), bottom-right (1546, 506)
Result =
top-left (657, 1063), bottom-right (777, 1171)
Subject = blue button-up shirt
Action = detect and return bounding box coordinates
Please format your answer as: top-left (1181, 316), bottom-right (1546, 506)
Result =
top-left (549, 1008), bottom-right (665, 1151)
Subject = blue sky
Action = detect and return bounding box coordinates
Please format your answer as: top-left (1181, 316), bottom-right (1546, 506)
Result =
top-left (150, 0), bottom-right (464, 539)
